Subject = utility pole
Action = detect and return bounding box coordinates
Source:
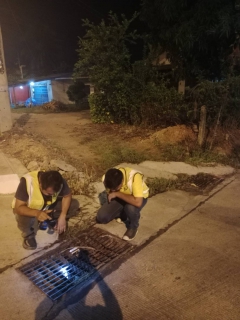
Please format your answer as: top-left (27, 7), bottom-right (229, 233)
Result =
top-left (0, 25), bottom-right (12, 133)
top-left (17, 55), bottom-right (25, 79)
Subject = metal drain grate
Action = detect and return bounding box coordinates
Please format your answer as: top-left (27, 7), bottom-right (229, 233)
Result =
top-left (178, 173), bottom-right (223, 194)
top-left (18, 227), bottom-right (133, 300)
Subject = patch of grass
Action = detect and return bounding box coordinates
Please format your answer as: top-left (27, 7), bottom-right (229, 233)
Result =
top-left (92, 141), bottom-right (147, 169)
top-left (159, 144), bottom-right (187, 162)
top-left (153, 141), bottom-right (232, 166)
top-left (186, 148), bottom-right (231, 166)
top-left (146, 177), bottom-right (177, 197)
top-left (147, 172), bottom-right (225, 198)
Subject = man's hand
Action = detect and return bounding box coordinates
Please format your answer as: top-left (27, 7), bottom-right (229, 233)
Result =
top-left (55, 214), bottom-right (67, 234)
top-left (108, 192), bottom-right (117, 202)
top-left (36, 210), bottom-right (52, 222)
top-left (109, 192), bottom-right (143, 208)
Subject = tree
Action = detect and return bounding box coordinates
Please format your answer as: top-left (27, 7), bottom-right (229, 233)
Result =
top-left (66, 80), bottom-right (88, 107)
top-left (141, 0), bottom-right (240, 80)
top-left (73, 12), bottom-right (140, 123)
top-left (73, 12), bottom-right (188, 126)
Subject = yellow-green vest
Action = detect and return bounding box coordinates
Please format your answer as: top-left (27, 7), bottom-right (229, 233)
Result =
top-left (118, 167), bottom-right (149, 198)
top-left (103, 167), bottom-right (149, 198)
top-left (12, 171), bottom-right (62, 210)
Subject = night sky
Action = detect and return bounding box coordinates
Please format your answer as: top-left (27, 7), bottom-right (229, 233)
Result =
top-left (0, 0), bottom-right (142, 74)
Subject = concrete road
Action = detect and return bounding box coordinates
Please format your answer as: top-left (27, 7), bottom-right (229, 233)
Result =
top-left (40, 173), bottom-right (240, 320)
top-left (0, 149), bottom-right (239, 320)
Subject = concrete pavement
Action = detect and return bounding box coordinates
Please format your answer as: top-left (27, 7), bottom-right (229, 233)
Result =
top-left (54, 174), bottom-right (240, 320)
top-left (0, 151), bottom-right (239, 320)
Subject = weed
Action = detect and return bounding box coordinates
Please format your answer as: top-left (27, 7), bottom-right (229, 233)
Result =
top-left (146, 173), bottom-right (220, 197)
top-left (159, 144), bottom-right (187, 162)
top-left (92, 141), bottom-right (147, 169)
top-left (153, 140), bottom-right (232, 166)
top-left (61, 164), bottom-right (96, 195)
top-left (186, 147), bottom-right (230, 166)
top-left (146, 177), bottom-right (177, 197)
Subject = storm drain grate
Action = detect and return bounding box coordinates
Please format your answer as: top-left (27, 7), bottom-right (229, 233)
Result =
top-left (178, 173), bottom-right (223, 194)
top-left (18, 227), bottom-right (133, 300)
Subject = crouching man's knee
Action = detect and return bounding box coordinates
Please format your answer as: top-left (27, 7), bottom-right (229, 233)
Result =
top-left (96, 208), bottom-right (110, 224)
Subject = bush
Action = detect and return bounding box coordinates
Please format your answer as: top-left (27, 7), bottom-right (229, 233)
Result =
top-left (140, 81), bottom-right (188, 127)
top-left (67, 80), bottom-right (88, 107)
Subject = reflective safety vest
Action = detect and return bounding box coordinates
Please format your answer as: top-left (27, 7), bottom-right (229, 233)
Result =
top-left (103, 167), bottom-right (149, 198)
top-left (118, 167), bottom-right (149, 198)
top-left (12, 171), bottom-right (62, 210)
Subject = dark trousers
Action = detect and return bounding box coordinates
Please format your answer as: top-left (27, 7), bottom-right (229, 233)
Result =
top-left (97, 193), bottom-right (148, 229)
top-left (15, 198), bottom-right (79, 239)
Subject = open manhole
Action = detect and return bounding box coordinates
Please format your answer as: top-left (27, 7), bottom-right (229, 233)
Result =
top-left (18, 227), bottom-right (133, 301)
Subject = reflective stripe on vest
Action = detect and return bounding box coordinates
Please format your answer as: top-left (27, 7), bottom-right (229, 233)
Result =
top-left (12, 171), bottom-right (62, 210)
top-left (119, 168), bottom-right (149, 195)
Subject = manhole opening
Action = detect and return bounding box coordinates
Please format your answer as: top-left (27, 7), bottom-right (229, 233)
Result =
top-left (18, 227), bottom-right (133, 300)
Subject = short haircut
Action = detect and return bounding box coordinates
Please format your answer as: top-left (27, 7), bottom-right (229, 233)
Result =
top-left (104, 168), bottom-right (123, 190)
top-left (40, 171), bottom-right (63, 192)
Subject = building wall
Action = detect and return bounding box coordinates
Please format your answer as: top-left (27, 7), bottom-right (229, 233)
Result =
top-left (9, 85), bottom-right (30, 105)
top-left (51, 79), bottom-right (74, 104)
top-left (47, 80), bottom-right (52, 101)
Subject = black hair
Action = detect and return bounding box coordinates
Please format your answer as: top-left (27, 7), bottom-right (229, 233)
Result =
top-left (104, 168), bottom-right (123, 190)
top-left (39, 171), bottom-right (63, 192)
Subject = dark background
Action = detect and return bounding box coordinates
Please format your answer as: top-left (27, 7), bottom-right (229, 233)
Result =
top-left (0, 0), bottom-right (142, 73)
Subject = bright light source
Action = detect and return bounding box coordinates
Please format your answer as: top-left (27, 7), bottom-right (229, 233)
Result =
top-left (60, 266), bottom-right (69, 279)
top-left (30, 82), bottom-right (34, 86)
top-left (20, 86), bottom-right (23, 89)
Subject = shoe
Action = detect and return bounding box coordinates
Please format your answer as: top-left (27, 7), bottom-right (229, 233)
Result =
top-left (122, 228), bottom-right (138, 241)
top-left (115, 218), bottom-right (127, 224)
top-left (22, 237), bottom-right (37, 250)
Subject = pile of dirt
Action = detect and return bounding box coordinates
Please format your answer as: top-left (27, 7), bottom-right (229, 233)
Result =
top-left (150, 125), bottom-right (197, 145)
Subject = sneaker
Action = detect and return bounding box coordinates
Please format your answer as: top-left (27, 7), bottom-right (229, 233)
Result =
top-left (115, 218), bottom-right (127, 224)
top-left (22, 237), bottom-right (37, 250)
top-left (122, 228), bottom-right (138, 241)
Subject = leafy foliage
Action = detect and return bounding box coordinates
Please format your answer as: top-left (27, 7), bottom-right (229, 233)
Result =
top-left (187, 76), bottom-right (240, 125)
top-left (141, 0), bottom-right (240, 79)
top-left (140, 81), bottom-right (188, 126)
top-left (74, 13), bottom-right (188, 125)
top-left (74, 12), bottom-right (140, 123)
top-left (66, 80), bottom-right (88, 106)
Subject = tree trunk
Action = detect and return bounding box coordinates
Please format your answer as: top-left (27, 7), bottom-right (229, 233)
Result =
top-left (198, 105), bottom-right (207, 147)
top-left (178, 80), bottom-right (185, 94)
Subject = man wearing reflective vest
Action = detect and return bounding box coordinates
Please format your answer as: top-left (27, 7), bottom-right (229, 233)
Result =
top-left (12, 170), bottom-right (78, 250)
top-left (96, 167), bottom-right (149, 241)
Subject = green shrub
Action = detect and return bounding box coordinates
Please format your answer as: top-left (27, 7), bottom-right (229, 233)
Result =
top-left (140, 82), bottom-right (188, 127)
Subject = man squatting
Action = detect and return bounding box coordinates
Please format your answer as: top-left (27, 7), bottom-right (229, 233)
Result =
top-left (12, 170), bottom-right (79, 250)
top-left (96, 167), bottom-right (149, 241)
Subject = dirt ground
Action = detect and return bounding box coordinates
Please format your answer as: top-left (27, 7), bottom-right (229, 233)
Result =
top-left (0, 111), bottom-right (164, 175)
top-left (12, 111), bottom-right (98, 167)
top-left (1, 110), bottom-right (235, 180)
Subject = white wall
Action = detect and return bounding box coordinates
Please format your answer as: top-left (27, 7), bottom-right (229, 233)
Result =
top-left (51, 79), bottom-right (74, 104)
top-left (47, 80), bottom-right (52, 101)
